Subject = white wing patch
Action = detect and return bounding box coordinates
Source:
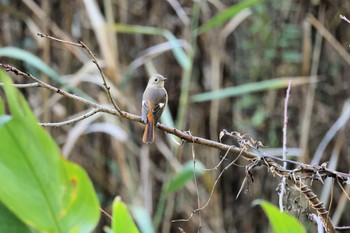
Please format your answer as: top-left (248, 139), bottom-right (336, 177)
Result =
top-left (159, 103), bottom-right (165, 108)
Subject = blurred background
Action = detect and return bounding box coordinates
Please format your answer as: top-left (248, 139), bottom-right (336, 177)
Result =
top-left (1, 0), bottom-right (350, 232)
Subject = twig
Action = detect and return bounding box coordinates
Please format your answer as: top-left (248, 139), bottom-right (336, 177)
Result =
top-left (100, 207), bottom-right (112, 220)
top-left (0, 82), bottom-right (40, 88)
top-left (279, 80), bottom-right (292, 212)
top-left (40, 108), bottom-right (101, 127)
top-left (203, 146), bottom-right (233, 171)
top-left (309, 213), bottom-right (324, 233)
top-left (335, 226), bottom-right (350, 231)
top-left (172, 149), bottom-right (244, 223)
top-left (336, 178), bottom-right (350, 201)
top-left (332, 174), bottom-right (350, 225)
top-left (37, 32), bottom-right (123, 115)
top-left (340, 15), bottom-right (350, 24)
top-left (37, 32), bottom-right (82, 47)
top-left (0, 63), bottom-right (108, 111)
top-left (189, 132), bottom-right (201, 232)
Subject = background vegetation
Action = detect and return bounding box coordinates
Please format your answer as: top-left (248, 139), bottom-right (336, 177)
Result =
top-left (0, 0), bottom-right (350, 232)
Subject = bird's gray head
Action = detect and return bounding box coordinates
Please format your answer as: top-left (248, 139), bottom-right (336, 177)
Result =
top-left (148, 74), bottom-right (167, 87)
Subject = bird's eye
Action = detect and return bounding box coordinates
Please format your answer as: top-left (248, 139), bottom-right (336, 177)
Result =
top-left (155, 78), bottom-right (158, 82)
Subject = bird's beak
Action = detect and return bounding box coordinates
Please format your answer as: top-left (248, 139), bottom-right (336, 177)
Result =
top-left (162, 77), bottom-right (167, 81)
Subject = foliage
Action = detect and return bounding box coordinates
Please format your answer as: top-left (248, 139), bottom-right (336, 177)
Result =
top-left (0, 71), bottom-right (100, 233)
top-left (254, 200), bottom-right (306, 233)
top-left (112, 198), bottom-right (140, 233)
top-left (0, 204), bottom-right (33, 233)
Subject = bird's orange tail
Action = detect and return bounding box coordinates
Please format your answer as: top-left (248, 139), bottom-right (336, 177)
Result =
top-left (142, 122), bottom-right (154, 143)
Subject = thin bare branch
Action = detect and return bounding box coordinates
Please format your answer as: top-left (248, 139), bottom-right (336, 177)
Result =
top-left (0, 82), bottom-right (41, 88)
top-left (336, 178), bottom-right (350, 202)
top-left (335, 226), bottom-right (350, 231)
top-left (309, 214), bottom-right (325, 233)
top-left (100, 207), bottom-right (112, 220)
top-left (37, 33), bottom-right (123, 115)
top-left (40, 108), bottom-right (101, 127)
top-left (279, 80), bottom-right (292, 212)
top-left (189, 132), bottom-right (201, 232)
top-left (172, 149), bottom-right (244, 223)
top-left (37, 32), bottom-right (82, 47)
top-left (203, 146), bottom-right (233, 171)
top-left (340, 15), bottom-right (350, 24)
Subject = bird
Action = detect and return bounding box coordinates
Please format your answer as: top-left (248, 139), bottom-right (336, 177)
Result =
top-left (141, 74), bottom-right (168, 143)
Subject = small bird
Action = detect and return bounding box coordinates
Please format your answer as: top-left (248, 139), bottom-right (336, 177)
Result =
top-left (141, 74), bottom-right (168, 143)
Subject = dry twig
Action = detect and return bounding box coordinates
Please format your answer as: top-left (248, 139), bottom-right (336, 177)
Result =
top-left (37, 33), bottom-right (123, 115)
top-left (278, 80), bottom-right (292, 212)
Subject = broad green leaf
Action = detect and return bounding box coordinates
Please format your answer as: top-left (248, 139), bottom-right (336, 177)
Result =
top-left (60, 161), bottom-right (101, 233)
top-left (111, 24), bottom-right (190, 70)
top-left (0, 203), bottom-right (33, 233)
top-left (196, 0), bottom-right (261, 35)
top-left (112, 198), bottom-right (139, 233)
top-left (163, 160), bottom-right (205, 197)
top-left (0, 70), bottom-right (100, 233)
top-left (0, 98), bottom-right (4, 115)
top-left (253, 200), bottom-right (306, 233)
top-left (130, 206), bottom-right (154, 233)
top-left (0, 47), bottom-right (92, 100)
top-left (191, 77), bottom-right (316, 102)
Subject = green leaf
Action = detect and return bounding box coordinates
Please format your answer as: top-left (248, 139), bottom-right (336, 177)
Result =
top-left (0, 203), bottom-right (33, 233)
top-left (112, 198), bottom-right (140, 233)
top-left (253, 200), bottom-right (306, 233)
top-left (191, 77), bottom-right (316, 102)
top-left (0, 70), bottom-right (100, 233)
top-left (163, 160), bottom-right (205, 197)
top-left (196, 0), bottom-right (261, 35)
top-left (60, 161), bottom-right (101, 233)
top-left (0, 98), bottom-right (4, 115)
